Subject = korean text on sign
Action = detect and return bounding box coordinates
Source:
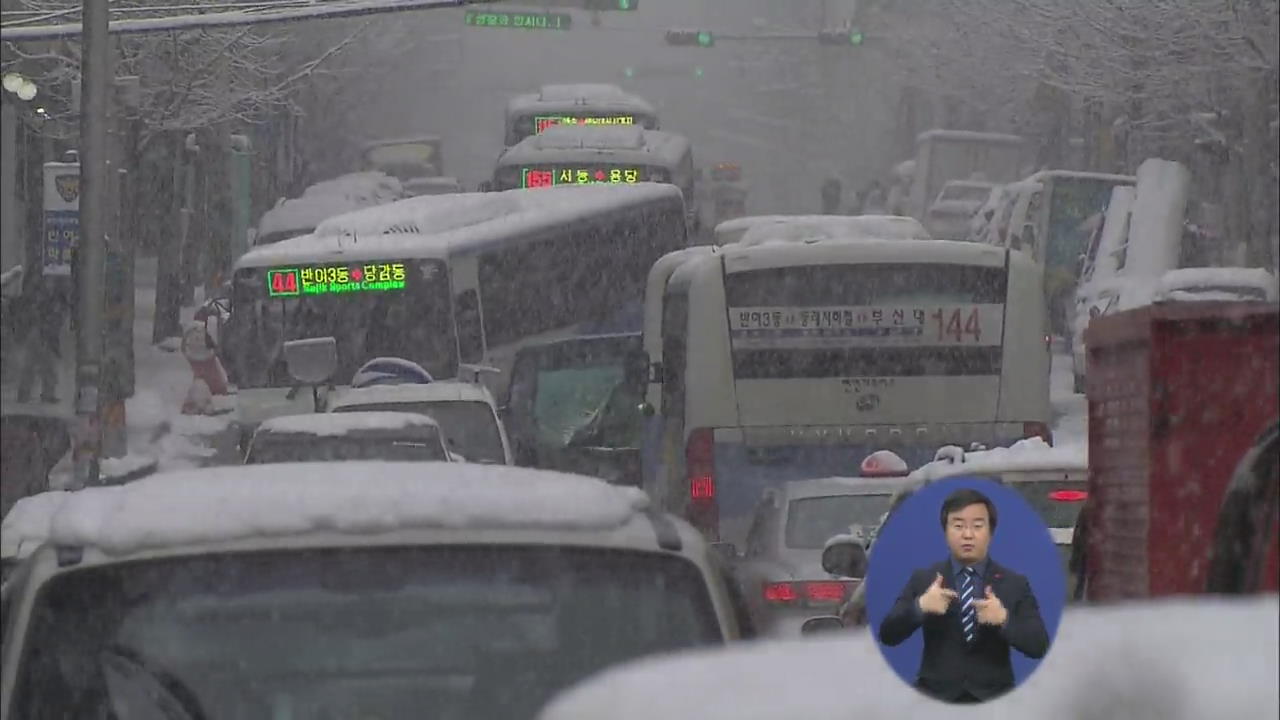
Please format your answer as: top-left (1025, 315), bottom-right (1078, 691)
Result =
top-left (727, 304), bottom-right (1005, 348)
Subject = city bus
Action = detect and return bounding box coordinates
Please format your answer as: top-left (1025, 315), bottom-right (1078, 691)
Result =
top-left (492, 125), bottom-right (700, 234)
top-left (504, 83), bottom-right (659, 148)
top-left (225, 183), bottom-right (687, 443)
top-left (643, 238), bottom-right (1052, 544)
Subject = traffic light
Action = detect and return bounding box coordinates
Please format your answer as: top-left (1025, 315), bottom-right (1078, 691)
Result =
top-left (665, 28), bottom-right (714, 47)
top-left (818, 27), bottom-right (865, 46)
top-left (584, 0), bottom-right (638, 10)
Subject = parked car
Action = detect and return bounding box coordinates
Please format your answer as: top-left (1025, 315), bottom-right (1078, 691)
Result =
top-left (1, 463), bottom-right (754, 718)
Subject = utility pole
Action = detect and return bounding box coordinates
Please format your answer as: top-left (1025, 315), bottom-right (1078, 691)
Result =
top-left (73, 0), bottom-right (109, 487)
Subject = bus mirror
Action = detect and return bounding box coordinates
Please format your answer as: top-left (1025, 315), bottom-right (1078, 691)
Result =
top-left (283, 337), bottom-right (337, 386)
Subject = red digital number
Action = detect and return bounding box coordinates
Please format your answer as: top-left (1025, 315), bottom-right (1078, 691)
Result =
top-left (964, 308), bottom-right (981, 342)
top-left (932, 308), bottom-right (975, 342)
top-left (527, 170), bottom-right (553, 188)
top-left (271, 271), bottom-right (287, 293)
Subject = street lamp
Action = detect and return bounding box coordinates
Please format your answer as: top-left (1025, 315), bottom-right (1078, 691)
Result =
top-left (2, 72), bottom-right (38, 100)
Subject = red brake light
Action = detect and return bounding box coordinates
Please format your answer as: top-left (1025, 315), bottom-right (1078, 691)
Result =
top-left (685, 428), bottom-right (719, 538)
top-left (1049, 490), bottom-right (1088, 502)
top-left (1023, 422), bottom-right (1053, 445)
top-left (860, 449), bottom-right (909, 477)
top-left (763, 582), bottom-right (798, 603)
top-left (805, 581), bottom-right (847, 603)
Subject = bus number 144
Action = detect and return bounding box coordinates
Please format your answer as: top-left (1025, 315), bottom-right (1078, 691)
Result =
top-left (932, 308), bottom-right (981, 342)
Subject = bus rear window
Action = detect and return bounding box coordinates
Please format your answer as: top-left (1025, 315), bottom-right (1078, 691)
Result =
top-left (725, 263), bottom-right (1007, 379)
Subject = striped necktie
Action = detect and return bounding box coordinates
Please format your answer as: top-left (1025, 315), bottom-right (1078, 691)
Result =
top-left (959, 567), bottom-right (977, 644)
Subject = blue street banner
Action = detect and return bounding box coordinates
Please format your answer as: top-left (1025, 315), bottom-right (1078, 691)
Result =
top-left (43, 162), bottom-right (80, 276)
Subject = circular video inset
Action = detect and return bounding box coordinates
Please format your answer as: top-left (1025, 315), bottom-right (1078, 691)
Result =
top-left (863, 475), bottom-right (1066, 705)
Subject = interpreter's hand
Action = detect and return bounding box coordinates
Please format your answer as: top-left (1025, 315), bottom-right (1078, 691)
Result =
top-left (973, 585), bottom-right (1009, 626)
top-left (917, 573), bottom-right (958, 615)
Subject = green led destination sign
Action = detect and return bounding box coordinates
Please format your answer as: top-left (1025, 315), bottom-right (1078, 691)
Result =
top-left (266, 262), bottom-right (407, 297)
top-left (464, 10), bottom-right (573, 31)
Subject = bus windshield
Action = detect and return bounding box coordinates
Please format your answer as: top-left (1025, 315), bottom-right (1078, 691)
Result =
top-left (724, 263), bottom-right (1007, 379)
top-left (1047, 178), bottom-right (1124, 274)
top-left (228, 259), bottom-right (458, 388)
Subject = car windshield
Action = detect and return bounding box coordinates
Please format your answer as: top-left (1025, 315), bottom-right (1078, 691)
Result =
top-left (11, 547), bottom-right (721, 720)
top-left (332, 400), bottom-right (506, 463)
top-left (246, 433), bottom-right (447, 464)
top-left (785, 492), bottom-right (894, 549)
top-left (532, 365), bottom-right (637, 448)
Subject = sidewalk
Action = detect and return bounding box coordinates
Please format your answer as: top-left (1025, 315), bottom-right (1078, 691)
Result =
top-left (23, 256), bottom-right (236, 489)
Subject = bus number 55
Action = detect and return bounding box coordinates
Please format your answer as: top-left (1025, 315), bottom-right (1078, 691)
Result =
top-left (931, 307), bottom-right (982, 343)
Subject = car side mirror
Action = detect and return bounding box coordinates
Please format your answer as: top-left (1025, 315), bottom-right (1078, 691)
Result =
top-left (801, 616), bottom-right (845, 636)
top-left (821, 540), bottom-right (868, 578)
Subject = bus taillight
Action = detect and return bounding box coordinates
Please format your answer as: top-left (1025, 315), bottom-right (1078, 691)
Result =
top-left (685, 427), bottom-right (719, 539)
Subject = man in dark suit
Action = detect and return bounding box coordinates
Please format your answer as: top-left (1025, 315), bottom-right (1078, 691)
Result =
top-left (879, 488), bottom-right (1049, 704)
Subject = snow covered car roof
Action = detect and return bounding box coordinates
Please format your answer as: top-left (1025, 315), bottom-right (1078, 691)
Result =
top-left (328, 381), bottom-right (497, 412)
top-left (24, 463), bottom-right (659, 559)
top-left (254, 410), bottom-right (441, 437)
top-left (537, 596), bottom-right (1278, 720)
top-left (907, 438), bottom-right (1087, 483)
top-left (507, 84), bottom-right (656, 116)
top-left (2, 491), bottom-right (71, 563)
top-left (234, 183), bottom-right (683, 269)
top-left (776, 477), bottom-right (912, 502)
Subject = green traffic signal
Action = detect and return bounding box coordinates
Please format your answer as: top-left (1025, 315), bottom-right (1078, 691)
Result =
top-left (849, 29), bottom-right (864, 46)
top-left (697, 30), bottom-right (713, 47)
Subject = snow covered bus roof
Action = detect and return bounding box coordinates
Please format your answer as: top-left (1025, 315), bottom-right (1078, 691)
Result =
top-left (361, 134), bottom-right (442, 150)
top-left (255, 195), bottom-right (370, 239)
top-left (907, 437), bottom-right (1087, 483)
top-left (506, 84), bottom-right (656, 116)
top-left (234, 183), bottom-right (683, 269)
top-left (717, 237), bottom-right (1014, 274)
top-left (22, 463), bottom-right (656, 558)
top-left (736, 215), bottom-right (930, 246)
top-left (915, 129), bottom-right (1026, 145)
top-left (496, 126), bottom-right (690, 168)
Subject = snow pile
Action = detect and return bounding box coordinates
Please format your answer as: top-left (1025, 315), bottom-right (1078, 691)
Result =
top-left (256, 410), bottom-right (440, 437)
top-left (1124, 158), bottom-right (1189, 279)
top-left (908, 437), bottom-right (1086, 483)
top-left (1, 490), bottom-right (70, 560)
top-left (301, 171), bottom-right (403, 204)
top-left (1154, 267), bottom-right (1279, 302)
top-left (45, 463), bottom-right (651, 556)
top-left (256, 195), bottom-right (367, 240)
top-left (539, 596), bottom-right (1278, 720)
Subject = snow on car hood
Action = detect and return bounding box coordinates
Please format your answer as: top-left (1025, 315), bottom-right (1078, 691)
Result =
top-left (38, 463), bottom-right (651, 556)
top-left (538, 596), bottom-right (1278, 720)
top-left (256, 410), bottom-right (440, 436)
top-left (2, 490), bottom-right (72, 560)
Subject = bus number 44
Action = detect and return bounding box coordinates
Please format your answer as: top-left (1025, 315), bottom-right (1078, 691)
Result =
top-left (932, 308), bottom-right (981, 342)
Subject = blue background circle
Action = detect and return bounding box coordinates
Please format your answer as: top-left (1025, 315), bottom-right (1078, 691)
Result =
top-left (864, 475), bottom-right (1065, 689)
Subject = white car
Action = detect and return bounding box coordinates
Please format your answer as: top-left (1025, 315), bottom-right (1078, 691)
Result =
top-left (328, 381), bottom-right (514, 465)
top-left (735, 477), bottom-right (901, 636)
top-left (1, 463), bottom-right (753, 719)
top-left (536, 597), bottom-right (1278, 720)
top-left (244, 411), bottom-right (452, 464)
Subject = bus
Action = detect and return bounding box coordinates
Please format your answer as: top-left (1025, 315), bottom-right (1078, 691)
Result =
top-left (362, 136), bottom-right (445, 179)
top-left (712, 215), bottom-right (929, 247)
top-left (492, 125), bottom-right (700, 234)
top-left (504, 83), bottom-right (659, 148)
top-left (643, 238), bottom-right (1052, 544)
top-left (998, 170), bottom-right (1136, 335)
top-left (225, 183), bottom-right (687, 442)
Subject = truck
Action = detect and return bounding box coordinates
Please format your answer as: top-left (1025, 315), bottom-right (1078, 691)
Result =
top-left (1076, 301), bottom-right (1279, 601)
top-left (908, 129), bottom-right (1027, 222)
